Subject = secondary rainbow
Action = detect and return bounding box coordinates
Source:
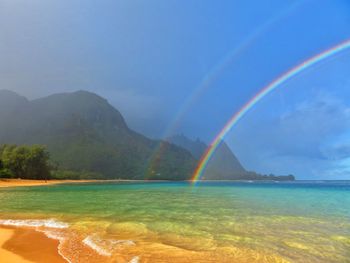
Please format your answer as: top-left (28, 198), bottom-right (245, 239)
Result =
top-left (192, 38), bottom-right (350, 183)
top-left (144, 3), bottom-right (304, 178)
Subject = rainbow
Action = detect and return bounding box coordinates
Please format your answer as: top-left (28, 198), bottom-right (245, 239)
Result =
top-left (192, 38), bottom-right (350, 183)
top-left (158, 1), bottom-right (303, 140)
top-left (144, 2), bottom-right (304, 178)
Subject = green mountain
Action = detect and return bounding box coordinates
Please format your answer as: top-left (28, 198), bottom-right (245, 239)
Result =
top-left (168, 134), bottom-right (295, 181)
top-left (168, 134), bottom-right (246, 180)
top-left (0, 90), bottom-right (196, 180)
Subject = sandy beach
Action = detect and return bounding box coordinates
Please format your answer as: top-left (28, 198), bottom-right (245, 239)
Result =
top-left (0, 179), bottom-right (101, 188)
top-left (0, 227), bottom-right (33, 263)
top-left (0, 180), bottom-right (71, 263)
top-left (0, 225), bottom-right (289, 263)
top-left (0, 227), bottom-right (66, 263)
top-left (0, 179), bottom-right (168, 188)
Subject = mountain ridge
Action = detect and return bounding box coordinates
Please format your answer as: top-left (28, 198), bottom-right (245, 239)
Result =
top-left (0, 90), bottom-right (295, 181)
top-left (0, 90), bottom-right (196, 180)
top-left (168, 134), bottom-right (247, 180)
top-left (168, 134), bottom-right (295, 181)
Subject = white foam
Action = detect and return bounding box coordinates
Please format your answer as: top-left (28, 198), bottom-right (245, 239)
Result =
top-left (129, 256), bottom-right (140, 263)
top-left (41, 229), bottom-right (65, 241)
top-left (0, 219), bottom-right (69, 229)
top-left (41, 230), bottom-right (72, 263)
top-left (83, 236), bottom-right (112, 257)
top-left (82, 235), bottom-right (135, 257)
top-left (0, 220), bottom-right (71, 263)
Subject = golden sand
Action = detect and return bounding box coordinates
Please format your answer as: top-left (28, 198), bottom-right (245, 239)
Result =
top-left (0, 179), bottom-right (98, 188)
top-left (0, 179), bottom-right (167, 188)
top-left (0, 227), bottom-right (66, 263)
top-left (0, 228), bottom-right (33, 263)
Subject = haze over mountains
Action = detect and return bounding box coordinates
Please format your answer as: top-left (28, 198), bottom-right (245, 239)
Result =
top-left (0, 90), bottom-right (294, 181)
top-left (0, 90), bottom-right (195, 180)
top-left (167, 135), bottom-right (294, 180)
top-left (168, 134), bottom-right (247, 180)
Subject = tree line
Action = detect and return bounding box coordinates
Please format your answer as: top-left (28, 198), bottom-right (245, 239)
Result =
top-left (0, 145), bottom-right (51, 180)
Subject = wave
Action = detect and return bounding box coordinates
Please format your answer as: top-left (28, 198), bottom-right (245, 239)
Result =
top-left (41, 229), bottom-right (72, 263)
top-left (0, 219), bottom-right (72, 262)
top-left (82, 234), bottom-right (135, 257)
top-left (82, 236), bottom-right (112, 257)
top-left (0, 218), bottom-right (138, 262)
top-left (0, 219), bottom-right (69, 229)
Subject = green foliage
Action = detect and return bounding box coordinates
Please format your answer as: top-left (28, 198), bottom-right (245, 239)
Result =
top-left (0, 168), bottom-right (12, 179)
top-left (0, 145), bottom-right (51, 180)
top-left (51, 170), bottom-right (104, 180)
top-left (0, 91), bottom-right (197, 180)
top-left (145, 141), bottom-right (196, 180)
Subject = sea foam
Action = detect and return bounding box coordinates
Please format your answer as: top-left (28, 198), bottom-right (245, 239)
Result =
top-left (82, 235), bottom-right (135, 257)
top-left (82, 236), bottom-right (112, 257)
top-left (0, 219), bottom-right (69, 229)
top-left (43, 230), bottom-right (72, 263)
top-left (0, 219), bottom-right (72, 263)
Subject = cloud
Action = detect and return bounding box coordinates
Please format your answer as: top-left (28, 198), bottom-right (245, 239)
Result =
top-left (272, 93), bottom-right (350, 157)
top-left (105, 88), bottom-right (168, 138)
top-left (230, 91), bottom-right (350, 179)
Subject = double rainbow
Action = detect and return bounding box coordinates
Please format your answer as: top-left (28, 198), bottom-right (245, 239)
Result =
top-left (192, 38), bottom-right (350, 183)
top-left (145, 2), bottom-right (304, 178)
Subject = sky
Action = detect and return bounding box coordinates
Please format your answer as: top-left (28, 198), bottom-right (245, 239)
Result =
top-left (1, 0), bottom-right (350, 179)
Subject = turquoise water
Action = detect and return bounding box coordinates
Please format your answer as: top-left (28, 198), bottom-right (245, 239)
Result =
top-left (0, 181), bottom-right (349, 262)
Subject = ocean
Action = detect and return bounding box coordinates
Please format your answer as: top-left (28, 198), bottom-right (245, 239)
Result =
top-left (0, 181), bottom-right (349, 262)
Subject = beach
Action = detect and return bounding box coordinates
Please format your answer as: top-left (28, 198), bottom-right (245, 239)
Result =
top-left (0, 227), bottom-right (33, 263)
top-left (0, 179), bottom-right (169, 189)
top-left (0, 179), bottom-right (99, 188)
top-left (0, 225), bottom-right (287, 263)
top-left (0, 226), bottom-right (65, 263)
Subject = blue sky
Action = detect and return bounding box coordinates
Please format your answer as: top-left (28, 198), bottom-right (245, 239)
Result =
top-left (1, 0), bottom-right (350, 179)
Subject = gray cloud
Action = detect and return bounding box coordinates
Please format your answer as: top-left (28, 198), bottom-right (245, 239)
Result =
top-left (230, 92), bottom-right (350, 179)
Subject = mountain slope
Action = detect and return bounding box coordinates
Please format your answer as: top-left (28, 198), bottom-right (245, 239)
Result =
top-left (168, 134), bottom-right (246, 180)
top-left (0, 90), bottom-right (196, 180)
top-left (168, 134), bottom-right (295, 181)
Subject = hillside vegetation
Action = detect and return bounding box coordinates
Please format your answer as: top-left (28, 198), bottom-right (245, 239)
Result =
top-left (0, 90), bottom-right (294, 181)
top-left (0, 145), bottom-right (51, 180)
top-left (0, 90), bottom-right (195, 180)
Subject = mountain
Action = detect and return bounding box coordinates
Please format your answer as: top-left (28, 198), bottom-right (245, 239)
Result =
top-left (168, 134), bottom-right (295, 181)
top-left (0, 90), bottom-right (196, 180)
top-left (0, 90), bottom-right (29, 125)
top-left (168, 134), bottom-right (246, 180)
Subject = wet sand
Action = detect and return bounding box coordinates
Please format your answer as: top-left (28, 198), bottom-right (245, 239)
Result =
top-left (0, 227), bottom-right (33, 263)
top-left (0, 225), bottom-right (290, 263)
top-left (0, 227), bottom-right (66, 263)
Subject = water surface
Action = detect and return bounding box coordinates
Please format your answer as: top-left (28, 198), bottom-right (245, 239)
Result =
top-left (0, 181), bottom-right (349, 262)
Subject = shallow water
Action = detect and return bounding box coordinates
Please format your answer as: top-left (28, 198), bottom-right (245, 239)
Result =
top-left (0, 181), bottom-right (349, 262)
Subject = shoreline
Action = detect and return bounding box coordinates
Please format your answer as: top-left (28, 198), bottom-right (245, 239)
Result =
top-left (0, 226), bottom-right (66, 263)
top-left (0, 179), bottom-right (173, 188)
top-left (0, 178), bottom-right (301, 189)
top-left (0, 227), bottom-right (33, 263)
top-left (0, 178), bottom-right (327, 189)
top-left (0, 224), bottom-right (289, 263)
top-left (0, 179), bottom-right (100, 188)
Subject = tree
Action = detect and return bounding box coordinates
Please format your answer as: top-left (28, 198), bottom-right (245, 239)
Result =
top-left (25, 145), bottom-right (51, 180)
top-left (0, 145), bottom-right (51, 180)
